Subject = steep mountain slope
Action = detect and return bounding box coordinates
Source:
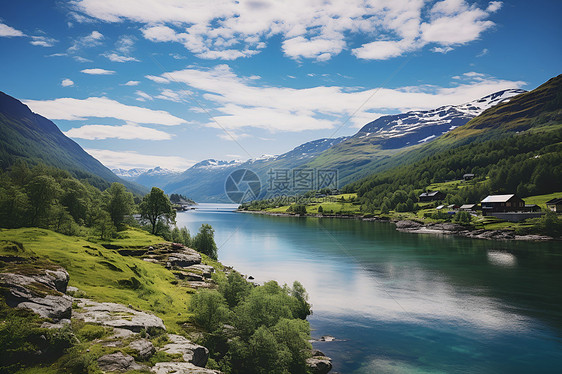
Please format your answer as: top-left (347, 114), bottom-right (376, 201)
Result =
top-left (370, 74), bottom-right (562, 173)
top-left (347, 74), bottom-right (562, 204)
top-left (0, 91), bottom-right (146, 194)
top-left (304, 89), bottom-right (526, 185)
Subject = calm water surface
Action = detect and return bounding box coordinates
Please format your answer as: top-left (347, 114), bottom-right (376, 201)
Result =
top-left (176, 204), bottom-right (562, 373)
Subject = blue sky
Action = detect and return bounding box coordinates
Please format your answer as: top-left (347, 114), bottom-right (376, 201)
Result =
top-left (1, 0), bottom-right (560, 170)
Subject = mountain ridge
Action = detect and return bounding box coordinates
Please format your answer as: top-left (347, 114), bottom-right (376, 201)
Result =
top-left (0, 91), bottom-right (147, 194)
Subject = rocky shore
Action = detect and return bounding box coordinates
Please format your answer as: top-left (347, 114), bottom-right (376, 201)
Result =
top-left (393, 220), bottom-right (554, 241)
top-left (240, 210), bottom-right (556, 241)
top-left (1, 240), bottom-right (332, 373)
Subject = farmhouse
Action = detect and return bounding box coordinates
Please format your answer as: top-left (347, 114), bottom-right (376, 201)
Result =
top-left (459, 204), bottom-right (477, 211)
top-left (546, 198), bottom-right (562, 212)
top-left (419, 190), bottom-right (445, 202)
top-left (481, 194), bottom-right (525, 215)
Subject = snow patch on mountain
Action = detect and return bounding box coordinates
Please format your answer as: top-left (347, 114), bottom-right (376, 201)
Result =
top-left (356, 89), bottom-right (526, 145)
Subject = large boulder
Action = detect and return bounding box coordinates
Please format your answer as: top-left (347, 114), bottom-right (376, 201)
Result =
top-left (306, 356), bottom-right (333, 374)
top-left (168, 251), bottom-right (202, 268)
top-left (129, 338), bottom-right (156, 360)
top-left (97, 352), bottom-right (146, 372)
top-left (73, 299), bottom-right (165, 333)
top-left (151, 362), bottom-right (221, 374)
top-left (161, 334), bottom-right (209, 367)
top-left (0, 271), bottom-right (72, 321)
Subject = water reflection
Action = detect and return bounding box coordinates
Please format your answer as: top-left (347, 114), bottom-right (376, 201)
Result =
top-left (176, 204), bottom-right (562, 373)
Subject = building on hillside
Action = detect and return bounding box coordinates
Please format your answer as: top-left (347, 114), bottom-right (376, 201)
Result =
top-left (524, 204), bottom-right (541, 212)
top-left (546, 198), bottom-right (562, 212)
top-left (447, 204), bottom-right (460, 210)
top-left (481, 194), bottom-right (525, 215)
top-left (419, 190), bottom-right (445, 202)
top-left (459, 204), bottom-right (477, 211)
top-left (463, 173), bottom-right (475, 181)
top-left (436, 205), bottom-right (445, 210)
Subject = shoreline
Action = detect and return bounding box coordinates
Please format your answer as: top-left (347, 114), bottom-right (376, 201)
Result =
top-left (238, 210), bottom-right (556, 241)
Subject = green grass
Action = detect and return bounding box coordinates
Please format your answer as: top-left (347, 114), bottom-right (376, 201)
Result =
top-left (524, 192), bottom-right (562, 209)
top-left (0, 227), bottom-right (192, 333)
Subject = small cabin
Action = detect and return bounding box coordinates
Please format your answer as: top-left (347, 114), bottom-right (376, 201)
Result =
top-left (546, 198), bottom-right (562, 212)
top-left (524, 204), bottom-right (541, 212)
top-left (459, 204), bottom-right (477, 211)
top-left (481, 194), bottom-right (525, 215)
top-left (463, 173), bottom-right (475, 181)
top-left (419, 190), bottom-right (445, 202)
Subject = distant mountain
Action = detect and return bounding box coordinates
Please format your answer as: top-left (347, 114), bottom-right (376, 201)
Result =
top-left (114, 166), bottom-right (182, 189)
top-left (162, 137), bottom-right (348, 202)
top-left (158, 88), bottom-right (534, 202)
top-left (112, 168), bottom-right (148, 180)
top-left (0, 91), bottom-right (147, 194)
top-left (304, 89), bottom-right (526, 185)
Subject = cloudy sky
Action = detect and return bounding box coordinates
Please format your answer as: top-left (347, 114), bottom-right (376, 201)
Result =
top-left (1, 0), bottom-right (560, 170)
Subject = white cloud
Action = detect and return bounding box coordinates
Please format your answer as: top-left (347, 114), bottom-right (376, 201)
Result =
top-left (123, 80), bottom-right (140, 86)
top-left (149, 64), bottom-right (525, 132)
top-left (353, 39), bottom-right (418, 60)
top-left (68, 30), bottom-right (103, 52)
top-left (74, 56), bottom-right (92, 63)
top-left (65, 124), bottom-right (171, 140)
top-left (477, 48), bottom-right (488, 57)
top-left (71, 0), bottom-right (503, 61)
top-left (24, 96), bottom-right (186, 126)
top-left (431, 46), bottom-right (454, 54)
top-left (81, 68), bottom-right (116, 75)
top-left (103, 35), bottom-right (139, 62)
top-left (103, 53), bottom-right (139, 62)
top-left (135, 90), bottom-right (153, 101)
top-left (85, 148), bottom-right (194, 170)
top-left (155, 89), bottom-right (193, 102)
top-left (0, 23), bottom-right (25, 37)
top-left (487, 1), bottom-right (503, 13)
top-left (421, 1), bottom-right (497, 46)
top-left (30, 35), bottom-right (57, 47)
top-left (217, 132), bottom-right (250, 141)
top-left (145, 75), bottom-right (170, 84)
top-left (61, 78), bottom-right (74, 87)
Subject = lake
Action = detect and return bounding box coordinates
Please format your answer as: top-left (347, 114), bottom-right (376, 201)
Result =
top-left (176, 204), bottom-right (562, 373)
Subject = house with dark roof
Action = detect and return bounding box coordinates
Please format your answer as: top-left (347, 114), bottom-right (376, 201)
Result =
top-left (419, 190), bottom-right (445, 202)
top-left (546, 198), bottom-right (562, 212)
top-left (481, 194), bottom-right (525, 215)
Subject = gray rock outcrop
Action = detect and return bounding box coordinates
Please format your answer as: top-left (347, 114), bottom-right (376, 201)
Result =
top-left (162, 334), bottom-right (209, 367)
top-left (306, 356), bottom-right (333, 374)
top-left (73, 299), bottom-right (165, 332)
top-left (97, 352), bottom-right (146, 372)
top-left (0, 270), bottom-right (72, 321)
top-left (151, 362), bottom-right (221, 374)
top-left (129, 338), bottom-right (155, 360)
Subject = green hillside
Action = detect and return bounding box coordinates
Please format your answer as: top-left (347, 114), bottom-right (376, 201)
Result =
top-left (0, 91), bottom-right (146, 194)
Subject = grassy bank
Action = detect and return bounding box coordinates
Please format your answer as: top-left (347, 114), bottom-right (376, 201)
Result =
top-left (244, 190), bottom-right (561, 233)
top-left (0, 227), bottom-right (213, 332)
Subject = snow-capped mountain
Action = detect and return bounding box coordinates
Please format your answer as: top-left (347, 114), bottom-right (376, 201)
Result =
top-left (356, 89), bottom-right (526, 147)
top-left (112, 168), bottom-right (148, 180)
top-left (191, 159), bottom-right (242, 170)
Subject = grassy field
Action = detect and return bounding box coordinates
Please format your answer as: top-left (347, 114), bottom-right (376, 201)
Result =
top-left (0, 227), bottom-right (193, 333)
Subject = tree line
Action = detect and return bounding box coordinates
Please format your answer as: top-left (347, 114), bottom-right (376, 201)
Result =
top-left (346, 129), bottom-right (562, 213)
top-left (0, 160), bottom-right (217, 258)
